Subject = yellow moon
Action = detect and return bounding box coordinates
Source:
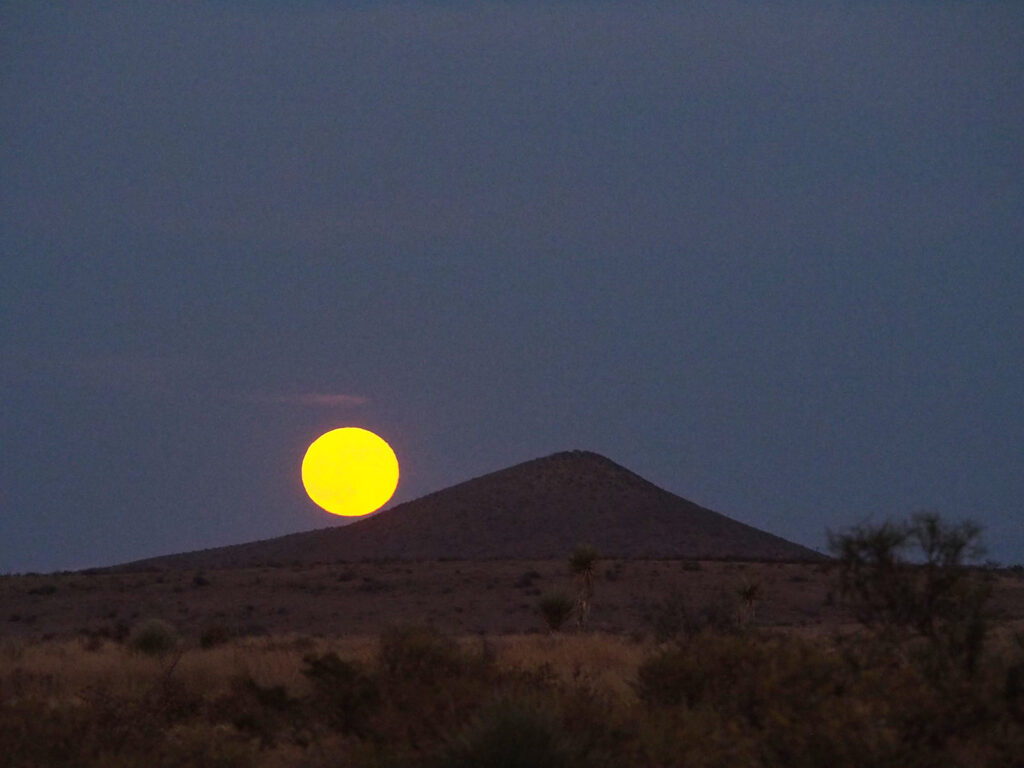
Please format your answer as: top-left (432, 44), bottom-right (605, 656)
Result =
top-left (301, 427), bottom-right (399, 517)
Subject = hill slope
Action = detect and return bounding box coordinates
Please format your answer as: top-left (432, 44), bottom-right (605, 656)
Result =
top-left (117, 451), bottom-right (823, 569)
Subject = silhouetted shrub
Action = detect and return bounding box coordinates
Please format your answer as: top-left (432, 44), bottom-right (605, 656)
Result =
top-left (3, 625), bottom-right (1024, 767)
top-left (829, 511), bottom-right (992, 673)
top-left (97, 620), bottom-right (131, 642)
top-left (635, 632), bottom-right (842, 720)
top-left (128, 618), bottom-right (178, 656)
top-left (378, 625), bottom-right (461, 684)
top-left (434, 698), bottom-right (574, 768)
top-left (78, 631), bottom-right (103, 652)
top-left (302, 652), bottom-right (380, 734)
top-left (735, 581), bottom-right (763, 624)
top-left (1006, 636), bottom-right (1024, 722)
top-left (635, 646), bottom-right (697, 707)
top-left (211, 675), bottom-right (299, 748)
top-left (514, 570), bottom-right (540, 589)
top-left (568, 546), bottom-right (599, 576)
top-left (641, 592), bottom-right (686, 642)
top-left (642, 591), bottom-right (740, 642)
top-left (538, 593), bottom-right (574, 632)
top-left (199, 623), bottom-right (233, 649)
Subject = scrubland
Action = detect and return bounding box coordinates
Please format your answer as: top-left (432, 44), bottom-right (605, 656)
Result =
top-left (1, 619), bottom-right (1022, 768)
top-left (4, 523), bottom-right (1024, 768)
top-left (0, 559), bottom-right (853, 639)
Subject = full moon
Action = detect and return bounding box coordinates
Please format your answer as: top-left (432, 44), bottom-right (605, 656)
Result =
top-left (301, 427), bottom-right (399, 517)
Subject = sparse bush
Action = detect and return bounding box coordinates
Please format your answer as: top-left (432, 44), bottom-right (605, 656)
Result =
top-left (569, 546), bottom-right (599, 576)
top-left (2, 627), bottom-right (1023, 767)
top-left (302, 652), bottom-right (380, 734)
top-left (829, 511), bottom-right (992, 673)
top-left (641, 592), bottom-right (688, 642)
top-left (642, 591), bottom-right (740, 641)
top-left (199, 623), bottom-right (233, 649)
top-left (128, 618), bottom-right (178, 655)
top-left (78, 632), bottom-right (103, 652)
top-left (110, 620), bottom-right (131, 642)
top-left (538, 593), bottom-right (574, 632)
top-left (434, 698), bottom-right (574, 768)
top-left (212, 675), bottom-right (299, 749)
top-left (634, 633), bottom-right (782, 709)
top-left (378, 625), bottom-right (462, 684)
top-left (514, 570), bottom-right (541, 589)
top-left (634, 645), bottom-right (697, 707)
top-left (736, 581), bottom-right (763, 624)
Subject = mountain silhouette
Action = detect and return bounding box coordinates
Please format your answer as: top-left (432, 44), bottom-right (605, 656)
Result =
top-left (117, 450), bottom-right (822, 569)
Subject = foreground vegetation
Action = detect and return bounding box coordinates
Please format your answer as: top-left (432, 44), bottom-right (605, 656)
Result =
top-left (1, 620), bottom-right (1021, 768)
top-left (3, 514), bottom-right (1021, 766)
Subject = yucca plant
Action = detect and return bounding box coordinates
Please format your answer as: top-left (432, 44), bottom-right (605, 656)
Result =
top-left (569, 545), bottom-right (599, 628)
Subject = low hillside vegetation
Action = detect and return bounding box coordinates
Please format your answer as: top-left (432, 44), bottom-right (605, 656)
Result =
top-left (0, 514), bottom-right (1019, 767)
top-left (2, 625), bottom-right (1021, 767)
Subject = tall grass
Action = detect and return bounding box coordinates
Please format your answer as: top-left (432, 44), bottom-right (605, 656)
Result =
top-left (1, 626), bottom-right (1021, 767)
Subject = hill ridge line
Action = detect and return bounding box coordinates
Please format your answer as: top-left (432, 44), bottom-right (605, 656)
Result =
top-left (109, 450), bottom-right (823, 571)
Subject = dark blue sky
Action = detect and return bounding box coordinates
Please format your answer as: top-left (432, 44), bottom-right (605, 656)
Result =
top-left (3, 3), bottom-right (1022, 572)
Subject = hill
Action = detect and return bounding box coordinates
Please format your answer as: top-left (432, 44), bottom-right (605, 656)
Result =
top-left (116, 450), bottom-right (823, 570)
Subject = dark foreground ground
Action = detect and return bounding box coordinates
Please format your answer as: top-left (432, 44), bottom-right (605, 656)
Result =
top-left (2, 559), bottom-right (1023, 640)
top-left (2, 560), bottom-right (1024, 767)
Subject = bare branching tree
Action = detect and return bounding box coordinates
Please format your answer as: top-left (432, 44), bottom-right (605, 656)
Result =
top-left (828, 511), bottom-right (991, 673)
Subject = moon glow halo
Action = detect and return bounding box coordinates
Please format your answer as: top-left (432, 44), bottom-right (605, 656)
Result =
top-left (301, 427), bottom-right (399, 517)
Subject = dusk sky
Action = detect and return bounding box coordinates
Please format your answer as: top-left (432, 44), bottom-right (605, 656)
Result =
top-left (3, 3), bottom-right (1022, 573)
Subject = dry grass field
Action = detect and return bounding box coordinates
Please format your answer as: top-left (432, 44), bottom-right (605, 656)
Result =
top-left (2, 621), bottom-right (1023, 767)
top-left (2, 558), bottom-right (1023, 766)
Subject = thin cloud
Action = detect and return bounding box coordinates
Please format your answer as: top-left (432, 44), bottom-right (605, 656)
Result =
top-left (242, 392), bottom-right (369, 408)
